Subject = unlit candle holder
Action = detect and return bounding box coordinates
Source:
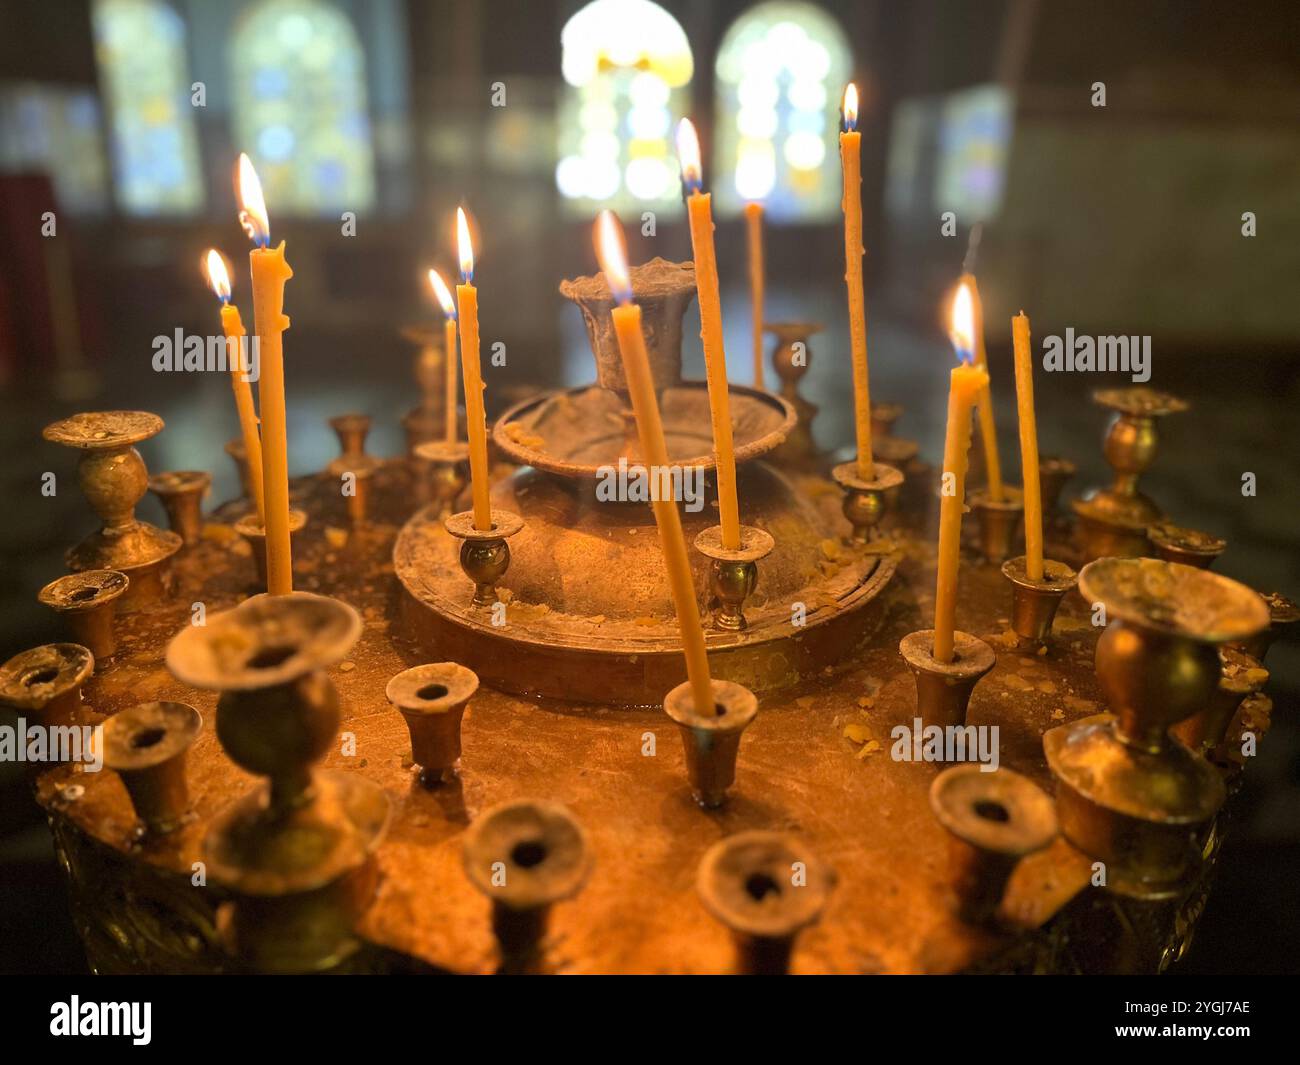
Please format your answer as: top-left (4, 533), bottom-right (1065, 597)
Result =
top-left (148, 470), bottom-right (211, 547)
top-left (385, 662), bottom-right (479, 786)
top-left (224, 438), bottom-right (254, 502)
top-left (694, 524), bottom-right (774, 631)
top-left (1001, 555), bottom-right (1078, 648)
top-left (968, 486), bottom-right (1024, 564)
top-left (328, 413), bottom-right (372, 463)
top-left (1147, 521), bottom-right (1226, 569)
top-left (1044, 557), bottom-right (1268, 897)
top-left (37, 570), bottom-right (129, 663)
top-left (0, 643), bottom-right (94, 734)
top-left (234, 509), bottom-right (308, 589)
top-left (399, 324), bottom-right (448, 457)
top-left (766, 321), bottom-right (823, 465)
top-left (1038, 455), bottom-right (1077, 518)
top-left (663, 678), bottom-right (758, 808)
top-left (1230, 591), bottom-right (1298, 663)
top-left (696, 830), bottom-right (834, 975)
top-left (929, 765), bottom-right (1057, 926)
top-left (444, 509), bottom-right (524, 608)
top-left (413, 440), bottom-right (470, 517)
top-left (462, 799), bottom-right (592, 972)
top-left (42, 411), bottom-right (182, 612)
top-left (899, 630), bottom-right (997, 730)
top-left (328, 454), bottom-right (381, 526)
top-left (1170, 647), bottom-right (1268, 754)
top-left (832, 460), bottom-right (904, 545)
top-left (101, 700), bottom-right (202, 838)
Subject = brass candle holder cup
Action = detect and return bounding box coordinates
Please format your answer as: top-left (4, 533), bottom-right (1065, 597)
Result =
top-left (234, 509), bottom-right (308, 589)
top-left (462, 799), bottom-right (592, 970)
top-left (413, 440), bottom-right (470, 517)
top-left (43, 411), bottom-right (182, 612)
top-left (1170, 647), bottom-right (1268, 754)
top-left (899, 630), bottom-right (996, 730)
top-left (832, 461), bottom-right (904, 545)
top-left (766, 321), bottom-right (822, 464)
top-left (328, 413), bottom-right (372, 462)
top-left (399, 325), bottom-right (446, 457)
top-left (444, 509), bottom-right (524, 607)
top-left (1044, 558), bottom-right (1268, 897)
top-left (101, 700), bottom-right (202, 838)
top-left (694, 524), bottom-right (774, 631)
top-left (224, 438), bottom-right (255, 501)
top-left (1000, 556), bottom-right (1078, 648)
top-left (929, 765), bottom-right (1058, 926)
top-left (148, 470), bottom-right (210, 547)
top-left (696, 831), bottom-right (834, 975)
top-left (38, 570), bottom-right (129, 663)
top-left (328, 454), bottom-right (381, 526)
top-left (1072, 388), bottom-right (1188, 563)
top-left (385, 662), bottom-right (479, 786)
top-left (0, 643), bottom-right (94, 734)
top-left (166, 592), bottom-right (391, 973)
top-left (1038, 455), bottom-right (1077, 516)
top-left (968, 486), bottom-right (1024, 564)
top-left (870, 401), bottom-right (902, 441)
top-left (1147, 522), bottom-right (1226, 569)
top-left (663, 678), bottom-right (759, 808)
top-left (1230, 591), bottom-right (1298, 663)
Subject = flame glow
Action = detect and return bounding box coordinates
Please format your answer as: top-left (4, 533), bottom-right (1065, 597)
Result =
top-left (203, 249), bottom-right (232, 302)
top-left (842, 83), bottom-right (858, 133)
top-left (236, 153), bottom-right (270, 246)
top-left (594, 210), bottom-right (632, 306)
top-left (456, 207), bottom-right (474, 283)
top-left (949, 282), bottom-right (975, 364)
top-left (675, 118), bottom-right (702, 193)
top-left (427, 268), bottom-right (457, 319)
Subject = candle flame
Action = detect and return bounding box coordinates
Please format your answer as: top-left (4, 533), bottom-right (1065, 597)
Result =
top-left (427, 268), bottom-right (457, 319)
top-left (236, 152), bottom-right (270, 247)
top-left (456, 207), bottom-right (474, 283)
top-left (675, 118), bottom-right (702, 193)
top-left (594, 210), bottom-right (633, 306)
top-left (203, 249), bottom-right (233, 302)
top-left (842, 83), bottom-right (859, 132)
top-left (950, 282), bottom-right (975, 364)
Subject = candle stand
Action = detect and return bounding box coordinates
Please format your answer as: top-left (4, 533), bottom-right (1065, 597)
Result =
top-left (1148, 522), bottom-right (1226, 569)
top-left (0, 642), bottom-right (93, 733)
top-left (444, 509), bottom-right (524, 607)
top-left (968, 486), bottom-right (1024, 564)
top-left (328, 413), bottom-right (372, 462)
top-left (766, 321), bottom-right (823, 466)
top-left (224, 438), bottom-right (254, 502)
top-left (1038, 455), bottom-right (1077, 526)
top-left (1231, 591), bottom-right (1298, 662)
top-left (663, 678), bottom-right (758, 808)
top-left (694, 524), bottom-right (774, 631)
top-left (832, 460), bottom-right (904, 545)
top-left (1170, 647), bottom-right (1268, 754)
top-left (385, 662), bottom-right (479, 787)
top-left (1000, 556), bottom-right (1078, 648)
top-left (234, 509), bottom-right (308, 589)
top-left (899, 630), bottom-right (996, 730)
top-left (148, 470), bottom-right (211, 547)
top-left (413, 440), bottom-right (470, 517)
top-left (101, 700), bottom-right (202, 838)
top-left (399, 325), bottom-right (448, 457)
top-left (37, 570), bottom-right (129, 662)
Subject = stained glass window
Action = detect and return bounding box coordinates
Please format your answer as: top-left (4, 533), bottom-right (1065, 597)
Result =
top-left (714, 2), bottom-right (852, 221)
top-left (0, 84), bottom-right (110, 214)
top-left (231, 0), bottom-right (376, 213)
top-left (92, 0), bottom-right (203, 214)
top-left (556, 0), bottom-right (692, 217)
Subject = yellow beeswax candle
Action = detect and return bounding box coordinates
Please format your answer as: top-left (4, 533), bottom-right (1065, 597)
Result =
top-left (962, 272), bottom-right (1004, 502)
top-left (455, 208), bottom-right (492, 531)
top-left (237, 154), bottom-right (293, 595)
top-left (840, 84), bottom-right (873, 479)
top-left (428, 268), bottom-right (459, 443)
top-left (204, 250), bottom-right (265, 526)
top-left (934, 282), bottom-right (989, 663)
top-left (676, 118), bottom-right (741, 551)
top-left (596, 211), bottom-right (714, 716)
top-left (1012, 310), bottom-right (1043, 580)
top-left (745, 201), bottom-right (765, 390)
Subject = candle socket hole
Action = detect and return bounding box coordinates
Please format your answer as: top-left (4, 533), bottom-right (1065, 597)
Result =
top-left (22, 667), bottom-right (59, 687)
top-left (247, 645), bottom-right (297, 670)
top-left (70, 587), bottom-right (99, 602)
top-left (417, 683), bottom-right (449, 701)
top-left (745, 872), bottom-right (781, 902)
top-left (973, 799), bottom-right (1010, 823)
top-left (511, 840), bottom-right (547, 869)
top-left (131, 727), bottom-right (166, 751)
top-left (714, 702), bottom-right (727, 717)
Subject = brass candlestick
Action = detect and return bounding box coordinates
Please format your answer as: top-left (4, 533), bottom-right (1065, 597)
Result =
top-left (444, 509), bottom-right (524, 607)
top-left (929, 765), bottom-right (1057, 926)
top-left (224, 438), bottom-right (254, 502)
top-left (234, 509), bottom-right (308, 589)
top-left (1072, 388), bottom-right (1188, 563)
top-left (696, 831), bottom-right (833, 974)
top-left (1230, 591), bottom-right (1298, 663)
top-left (832, 461), bottom-right (904, 545)
top-left (101, 700), bottom-right (202, 838)
top-left (37, 570), bottom-right (129, 663)
top-left (1039, 455), bottom-right (1077, 516)
top-left (42, 411), bottom-right (182, 612)
top-left (1170, 647), bottom-right (1268, 754)
top-left (1001, 556), bottom-right (1078, 648)
top-left (1044, 558), bottom-right (1268, 897)
top-left (899, 630), bottom-right (996, 730)
top-left (694, 524), bottom-right (774, 631)
top-left (166, 592), bottom-right (391, 973)
top-left (148, 470), bottom-right (211, 547)
top-left (0, 643), bottom-right (93, 733)
top-left (413, 440), bottom-right (470, 517)
top-left (663, 678), bottom-right (758, 808)
top-left (1148, 522), bottom-right (1226, 569)
top-left (968, 486), bottom-right (1024, 564)
top-left (328, 413), bottom-right (372, 462)
top-left (462, 799), bottom-right (592, 972)
top-left (766, 321), bottom-right (822, 465)
top-left (385, 662), bottom-right (478, 787)
top-left (399, 324), bottom-right (445, 457)
top-left (328, 454), bottom-right (381, 526)
top-left (870, 401), bottom-right (902, 441)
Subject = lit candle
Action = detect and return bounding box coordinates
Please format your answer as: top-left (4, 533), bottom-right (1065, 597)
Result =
top-left (744, 201), bottom-right (765, 390)
top-left (962, 272), bottom-right (1004, 501)
top-left (203, 250), bottom-right (265, 526)
top-left (1012, 310), bottom-right (1043, 579)
top-left (840, 83), bottom-right (873, 478)
top-left (596, 210), bottom-right (714, 716)
top-left (933, 282), bottom-right (989, 663)
top-left (428, 268), bottom-right (459, 444)
top-left (676, 118), bottom-right (741, 551)
top-left (236, 153), bottom-right (293, 595)
top-left (455, 207), bottom-right (492, 531)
